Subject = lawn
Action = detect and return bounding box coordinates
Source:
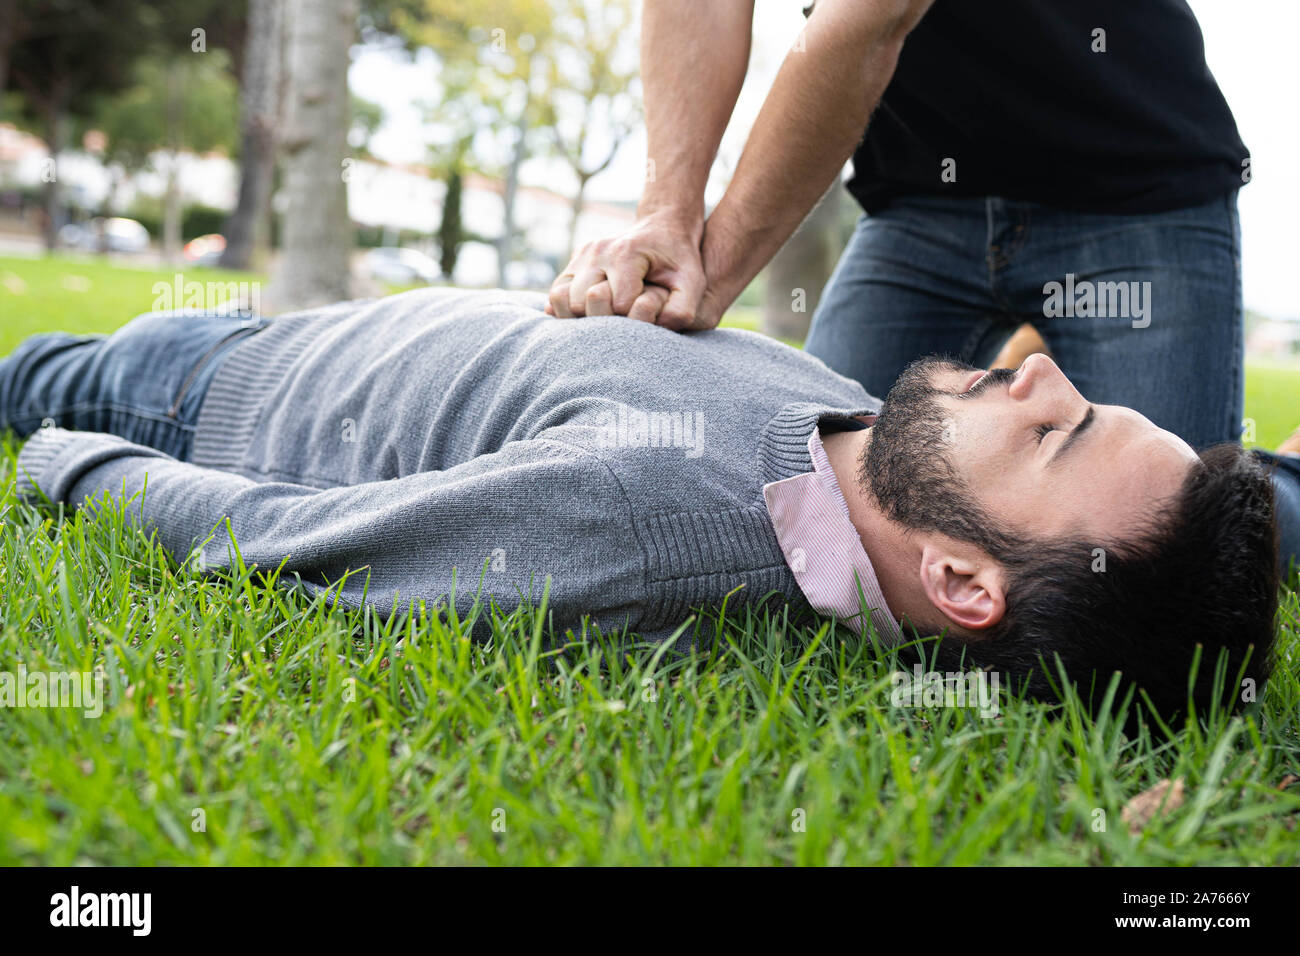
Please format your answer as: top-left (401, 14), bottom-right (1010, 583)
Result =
top-left (1245, 361), bottom-right (1300, 450)
top-left (1, 255), bottom-right (1298, 865)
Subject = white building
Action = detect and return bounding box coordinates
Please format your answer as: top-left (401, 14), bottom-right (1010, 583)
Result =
top-left (0, 124), bottom-right (635, 286)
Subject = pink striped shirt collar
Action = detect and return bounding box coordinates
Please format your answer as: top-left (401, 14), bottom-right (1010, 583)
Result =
top-left (762, 426), bottom-right (906, 646)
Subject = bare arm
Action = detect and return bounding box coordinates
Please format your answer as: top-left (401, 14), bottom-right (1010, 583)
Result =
top-left (548, 0), bottom-right (754, 325)
top-left (637, 0), bottom-right (753, 225)
top-left (694, 0), bottom-right (935, 326)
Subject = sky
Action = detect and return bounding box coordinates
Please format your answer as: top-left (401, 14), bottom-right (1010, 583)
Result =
top-left (350, 0), bottom-right (1299, 319)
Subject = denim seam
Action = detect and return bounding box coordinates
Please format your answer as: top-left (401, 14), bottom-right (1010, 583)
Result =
top-left (954, 315), bottom-right (993, 365)
top-left (10, 402), bottom-right (196, 432)
top-left (982, 198), bottom-right (1016, 314)
top-left (166, 325), bottom-right (265, 419)
top-left (1226, 191), bottom-right (1245, 442)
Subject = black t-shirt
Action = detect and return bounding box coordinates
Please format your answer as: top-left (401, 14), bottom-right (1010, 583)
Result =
top-left (845, 0), bottom-right (1249, 214)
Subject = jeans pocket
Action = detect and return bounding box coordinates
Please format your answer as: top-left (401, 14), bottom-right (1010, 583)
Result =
top-left (166, 324), bottom-right (264, 419)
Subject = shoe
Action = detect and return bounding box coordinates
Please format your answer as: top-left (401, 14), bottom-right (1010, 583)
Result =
top-left (1277, 425), bottom-right (1300, 459)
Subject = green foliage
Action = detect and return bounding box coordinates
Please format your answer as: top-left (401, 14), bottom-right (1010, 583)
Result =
top-left (438, 167), bottom-right (465, 276)
top-left (5, 0), bottom-right (230, 133)
top-left (7, 0), bottom-right (151, 125)
top-left (96, 52), bottom-right (240, 173)
top-left (543, 0), bottom-right (641, 182)
top-left (353, 223), bottom-right (435, 249)
top-left (122, 200), bottom-right (232, 244)
top-left (349, 94), bottom-right (386, 157)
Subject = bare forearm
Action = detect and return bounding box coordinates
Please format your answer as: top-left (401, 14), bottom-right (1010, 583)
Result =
top-left (638, 0), bottom-right (754, 231)
top-left (700, 0), bottom-right (933, 311)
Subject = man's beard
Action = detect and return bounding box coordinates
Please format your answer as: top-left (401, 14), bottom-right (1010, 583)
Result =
top-left (860, 356), bottom-right (1014, 547)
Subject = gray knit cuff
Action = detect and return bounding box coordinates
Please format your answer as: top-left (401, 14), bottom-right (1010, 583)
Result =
top-left (14, 428), bottom-right (140, 505)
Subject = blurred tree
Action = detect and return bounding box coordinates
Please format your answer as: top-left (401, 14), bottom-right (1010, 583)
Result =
top-left (544, 0), bottom-right (640, 253)
top-left (423, 56), bottom-right (488, 279)
top-left (358, 0), bottom-right (429, 44)
top-left (349, 93), bottom-right (385, 156)
top-left (437, 163), bottom-right (465, 277)
top-left (0, 0), bottom-right (17, 109)
top-left (216, 1), bottom-right (400, 272)
top-left (7, 0), bottom-right (178, 250)
top-left (219, 0), bottom-right (282, 270)
top-left (96, 52), bottom-right (238, 260)
top-left (221, 0), bottom-right (417, 276)
top-left (412, 0), bottom-right (554, 285)
top-left (270, 0), bottom-right (359, 310)
top-left (761, 183), bottom-right (851, 341)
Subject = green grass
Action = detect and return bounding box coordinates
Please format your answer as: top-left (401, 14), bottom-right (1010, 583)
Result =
top-left (1245, 361), bottom-right (1300, 450)
top-left (0, 254), bottom-right (263, 355)
top-left (1, 255), bottom-right (1298, 865)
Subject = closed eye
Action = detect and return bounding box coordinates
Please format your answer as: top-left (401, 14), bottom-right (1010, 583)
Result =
top-left (1035, 423), bottom-right (1055, 443)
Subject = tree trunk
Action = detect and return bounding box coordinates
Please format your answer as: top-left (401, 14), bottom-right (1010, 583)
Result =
top-left (40, 92), bottom-right (68, 253)
top-left (270, 0), bottom-right (356, 310)
top-left (762, 184), bottom-right (843, 341)
top-left (162, 150), bottom-right (183, 262)
top-left (100, 166), bottom-right (124, 218)
top-left (495, 48), bottom-right (536, 289)
top-left (160, 60), bottom-right (186, 262)
top-left (219, 0), bottom-right (284, 271)
top-left (567, 173), bottom-right (589, 258)
top-left (496, 111), bottom-right (527, 288)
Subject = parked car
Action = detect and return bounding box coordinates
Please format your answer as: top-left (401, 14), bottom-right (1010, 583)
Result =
top-left (361, 246), bottom-right (440, 286)
top-left (58, 217), bottom-right (151, 254)
top-left (183, 233), bottom-right (226, 267)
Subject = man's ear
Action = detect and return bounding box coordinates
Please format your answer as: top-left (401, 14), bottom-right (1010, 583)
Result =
top-left (917, 541), bottom-right (1007, 637)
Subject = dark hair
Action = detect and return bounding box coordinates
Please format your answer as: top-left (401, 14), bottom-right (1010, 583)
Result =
top-left (908, 443), bottom-right (1280, 730)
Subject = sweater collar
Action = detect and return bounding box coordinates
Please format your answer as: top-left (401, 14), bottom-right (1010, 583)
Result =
top-left (758, 403), bottom-right (904, 646)
top-left (756, 401), bottom-right (878, 484)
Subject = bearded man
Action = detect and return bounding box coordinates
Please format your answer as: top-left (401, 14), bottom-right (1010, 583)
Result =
top-left (1, 288), bottom-right (1282, 724)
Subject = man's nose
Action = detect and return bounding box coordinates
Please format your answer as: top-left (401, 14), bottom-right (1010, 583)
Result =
top-left (1008, 352), bottom-right (1078, 404)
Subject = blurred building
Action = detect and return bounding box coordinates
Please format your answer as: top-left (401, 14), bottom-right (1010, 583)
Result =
top-left (0, 123), bottom-right (634, 286)
top-left (1247, 317), bottom-right (1300, 359)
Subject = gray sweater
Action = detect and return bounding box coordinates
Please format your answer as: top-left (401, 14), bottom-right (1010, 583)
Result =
top-left (15, 288), bottom-right (877, 646)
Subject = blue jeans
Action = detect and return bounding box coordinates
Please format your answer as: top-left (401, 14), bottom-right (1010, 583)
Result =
top-left (0, 309), bottom-right (270, 461)
top-left (805, 191), bottom-right (1298, 574)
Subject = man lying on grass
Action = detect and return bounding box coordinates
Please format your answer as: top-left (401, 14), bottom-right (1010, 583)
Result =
top-left (0, 287), bottom-right (1281, 727)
